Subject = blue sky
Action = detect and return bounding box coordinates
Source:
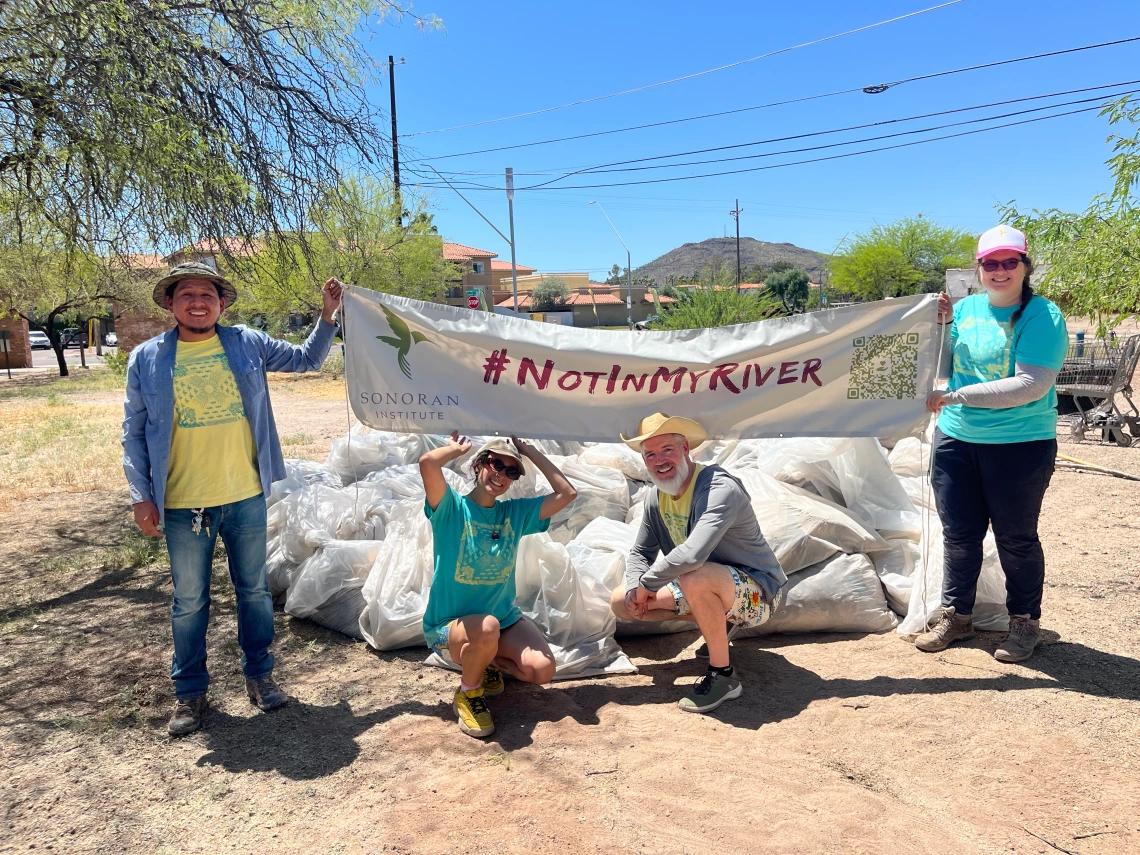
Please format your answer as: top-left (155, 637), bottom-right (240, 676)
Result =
top-left (369, 0), bottom-right (1140, 277)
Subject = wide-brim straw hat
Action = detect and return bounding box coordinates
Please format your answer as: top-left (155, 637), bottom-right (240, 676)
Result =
top-left (152, 262), bottom-right (238, 309)
top-left (475, 438), bottom-right (527, 475)
top-left (621, 412), bottom-right (708, 452)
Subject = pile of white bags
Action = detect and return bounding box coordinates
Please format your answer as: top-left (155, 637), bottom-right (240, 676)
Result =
top-left (265, 427), bottom-right (1010, 678)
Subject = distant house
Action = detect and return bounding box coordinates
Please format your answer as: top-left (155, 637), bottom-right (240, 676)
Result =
top-left (442, 243), bottom-right (539, 309)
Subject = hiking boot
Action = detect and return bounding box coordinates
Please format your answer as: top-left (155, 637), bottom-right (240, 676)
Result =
top-left (454, 687), bottom-right (495, 738)
top-left (481, 666), bottom-right (505, 696)
top-left (678, 668), bottom-right (742, 714)
top-left (167, 695), bottom-right (208, 737)
top-left (246, 675), bottom-right (289, 711)
top-left (994, 615), bottom-right (1041, 663)
top-left (915, 606), bottom-right (975, 652)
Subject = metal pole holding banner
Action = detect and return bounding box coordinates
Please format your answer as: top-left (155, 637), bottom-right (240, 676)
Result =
top-left (590, 201), bottom-right (633, 331)
top-left (0, 331), bottom-right (10, 379)
top-left (506, 168), bottom-right (519, 315)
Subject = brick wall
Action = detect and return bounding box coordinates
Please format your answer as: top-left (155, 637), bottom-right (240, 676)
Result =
top-left (0, 314), bottom-right (33, 369)
top-left (114, 303), bottom-right (170, 352)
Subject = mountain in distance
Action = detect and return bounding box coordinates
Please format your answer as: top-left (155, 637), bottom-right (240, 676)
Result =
top-left (633, 237), bottom-right (828, 284)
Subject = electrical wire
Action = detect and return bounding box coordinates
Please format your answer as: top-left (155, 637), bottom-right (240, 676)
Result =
top-left (408, 36), bottom-right (1140, 160)
top-left (416, 80), bottom-right (1140, 181)
top-left (405, 100), bottom-right (1125, 192)
top-left (403, 1), bottom-right (965, 136)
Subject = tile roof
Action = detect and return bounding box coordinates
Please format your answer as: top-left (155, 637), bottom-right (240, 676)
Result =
top-left (176, 238), bottom-right (261, 257)
top-left (494, 292), bottom-right (624, 309)
top-left (490, 260), bottom-right (535, 272)
top-left (443, 242), bottom-right (498, 261)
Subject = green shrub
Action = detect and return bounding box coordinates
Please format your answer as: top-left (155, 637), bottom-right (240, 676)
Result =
top-left (532, 277), bottom-right (569, 311)
top-left (650, 286), bottom-right (780, 331)
top-left (104, 348), bottom-right (130, 380)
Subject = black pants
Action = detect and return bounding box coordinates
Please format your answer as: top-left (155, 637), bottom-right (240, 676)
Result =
top-left (930, 428), bottom-right (1056, 620)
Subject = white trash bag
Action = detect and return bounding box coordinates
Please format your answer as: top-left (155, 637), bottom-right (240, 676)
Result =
top-left (873, 538), bottom-right (919, 616)
top-left (357, 501), bottom-right (437, 650)
top-left (285, 538), bottom-right (381, 619)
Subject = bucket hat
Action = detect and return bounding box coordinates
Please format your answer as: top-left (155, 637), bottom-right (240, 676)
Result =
top-left (475, 438), bottom-right (527, 476)
top-left (153, 261), bottom-right (238, 309)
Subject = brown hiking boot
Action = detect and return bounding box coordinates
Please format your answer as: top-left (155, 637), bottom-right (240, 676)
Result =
top-left (994, 615), bottom-right (1041, 663)
top-left (167, 695), bottom-right (208, 737)
top-left (246, 675), bottom-right (289, 711)
top-left (915, 606), bottom-right (975, 652)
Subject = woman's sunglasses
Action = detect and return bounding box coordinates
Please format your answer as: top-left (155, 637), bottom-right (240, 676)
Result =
top-left (484, 455), bottom-right (523, 480)
top-left (980, 258), bottom-right (1022, 272)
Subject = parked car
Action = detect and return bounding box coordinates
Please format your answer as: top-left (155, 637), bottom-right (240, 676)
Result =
top-left (28, 330), bottom-right (51, 349)
top-left (105, 331), bottom-right (118, 347)
top-left (61, 328), bottom-right (88, 348)
top-left (634, 314), bottom-right (661, 331)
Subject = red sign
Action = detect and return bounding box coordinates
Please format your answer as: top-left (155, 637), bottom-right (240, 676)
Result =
top-left (467, 295), bottom-right (480, 309)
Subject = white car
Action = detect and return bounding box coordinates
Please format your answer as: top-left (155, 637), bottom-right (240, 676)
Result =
top-left (105, 331), bottom-right (118, 347)
top-left (28, 330), bottom-right (51, 349)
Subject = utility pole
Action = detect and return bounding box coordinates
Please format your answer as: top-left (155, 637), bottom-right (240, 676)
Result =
top-left (388, 55), bottom-right (402, 227)
top-left (506, 168), bottom-right (519, 314)
top-left (729, 199), bottom-right (743, 291)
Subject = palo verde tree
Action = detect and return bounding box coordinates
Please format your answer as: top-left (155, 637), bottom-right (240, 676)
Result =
top-left (830, 216), bottom-right (974, 301)
top-left (0, 198), bottom-right (154, 375)
top-left (0, 0), bottom-right (438, 258)
top-left (1001, 96), bottom-right (1140, 330)
top-left (237, 176), bottom-right (454, 323)
top-left (765, 267), bottom-right (811, 314)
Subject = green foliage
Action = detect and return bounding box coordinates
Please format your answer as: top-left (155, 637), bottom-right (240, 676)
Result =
top-left (650, 286), bottom-right (779, 331)
top-left (767, 259), bottom-right (796, 275)
top-left (830, 216), bottom-right (974, 301)
top-left (0, 0), bottom-right (439, 256)
top-left (103, 348), bottom-right (130, 380)
top-left (1001, 96), bottom-right (1140, 329)
top-left (765, 267), bottom-right (811, 314)
top-left (605, 264), bottom-right (655, 289)
top-left (532, 277), bottom-right (570, 312)
top-left (235, 176), bottom-right (453, 320)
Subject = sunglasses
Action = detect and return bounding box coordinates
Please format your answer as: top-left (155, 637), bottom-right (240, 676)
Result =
top-left (980, 258), bottom-right (1022, 272)
top-left (483, 455), bottom-right (523, 481)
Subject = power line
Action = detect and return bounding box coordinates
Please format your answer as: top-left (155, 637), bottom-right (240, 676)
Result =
top-left (416, 80), bottom-right (1140, 181)
top-left (407, 100), bottom-right (1126, 192)
top-left (408, 35), bottom-right (1140, 161)
top-left (518, 85), bottom-right (1140, 187)
top-left (402, 1), bottom-right (964, 136)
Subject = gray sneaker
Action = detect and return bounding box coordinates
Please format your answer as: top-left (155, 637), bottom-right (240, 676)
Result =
top-left (994, 615), bottom-right (1041, 663)
top-left (246, 675), bottom-right (289, 711)
top-left (915, 606), bottom-right (976, 652)
top-left (167, 695), bottom-right (208, 737)
top-left (678, 668), bottom-right (742, 713)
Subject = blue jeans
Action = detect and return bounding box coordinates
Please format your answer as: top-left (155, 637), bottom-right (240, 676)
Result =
top-left (931, 429), bottom-right (1056, 620)
top-left (164, 494), bottom-right (274, 700)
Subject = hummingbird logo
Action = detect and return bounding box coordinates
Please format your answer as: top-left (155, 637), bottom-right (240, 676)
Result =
top-left (376, 304), bottom-right (437, 379)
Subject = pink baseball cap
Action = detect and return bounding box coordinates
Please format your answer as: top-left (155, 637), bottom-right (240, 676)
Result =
top-left (977, 224), bottom-right (1028, 260)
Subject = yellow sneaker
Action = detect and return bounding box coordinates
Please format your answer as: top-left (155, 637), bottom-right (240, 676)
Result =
top-left (481, 666), bottom-right (505, 696)
top-left (453, 687), bottom-right (495, 738)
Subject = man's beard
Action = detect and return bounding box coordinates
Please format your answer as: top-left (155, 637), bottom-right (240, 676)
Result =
top-left (646, 457), bottom-right (691, 496)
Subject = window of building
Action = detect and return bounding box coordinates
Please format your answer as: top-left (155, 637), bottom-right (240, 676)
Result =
top-left (472, 262), bottom-right (484, 274)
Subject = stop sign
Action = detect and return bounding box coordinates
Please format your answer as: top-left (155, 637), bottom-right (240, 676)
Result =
top-left (467, 295), bottom-right (480, 309)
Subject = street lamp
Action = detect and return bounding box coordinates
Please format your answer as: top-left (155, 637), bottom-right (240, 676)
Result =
top-left (590, 201), bottom-right (633, 330)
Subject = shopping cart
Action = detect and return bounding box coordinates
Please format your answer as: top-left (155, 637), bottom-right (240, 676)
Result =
top-left (1056, 333), bottom-right (1140, 446)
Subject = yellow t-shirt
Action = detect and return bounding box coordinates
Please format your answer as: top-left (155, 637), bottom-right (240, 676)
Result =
top-left (164, 335), bottom-right (262, 509)
top-left (658, 464), bottom-right (703, 546)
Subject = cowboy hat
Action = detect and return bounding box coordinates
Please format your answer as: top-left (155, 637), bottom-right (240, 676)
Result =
top-left (621, 413), bottom-right (708, 452)
top-left (153, 261), bottom-right (239, 309)
top-left (474, 438), bottom-right (527, 476)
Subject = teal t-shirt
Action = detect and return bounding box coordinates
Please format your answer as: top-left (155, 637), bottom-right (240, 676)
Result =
top-left (422, 485), bottom-right (549, 646)
top-left (938, 293), bottom-right (1069, 443)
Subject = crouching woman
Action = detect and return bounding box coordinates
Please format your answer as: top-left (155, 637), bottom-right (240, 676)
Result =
top-left (419, 433), bottom-right (577, 738)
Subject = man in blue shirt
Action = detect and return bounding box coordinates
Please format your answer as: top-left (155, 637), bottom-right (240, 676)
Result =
top-left (122, 261), bottom-right (341, 736)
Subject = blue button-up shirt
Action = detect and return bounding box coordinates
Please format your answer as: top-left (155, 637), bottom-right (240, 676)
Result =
top-left (122, 320), bottom-right (338, 522)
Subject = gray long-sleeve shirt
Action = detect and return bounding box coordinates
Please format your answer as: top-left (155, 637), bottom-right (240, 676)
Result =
top-left (625, 465), bottom-right (787, 600)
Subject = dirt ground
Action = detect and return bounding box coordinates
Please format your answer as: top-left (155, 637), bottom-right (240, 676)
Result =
top-left (2, 371), bottom-right (1139, 855)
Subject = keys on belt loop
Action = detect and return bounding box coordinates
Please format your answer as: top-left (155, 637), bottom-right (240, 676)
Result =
top-left (191, 508), bottom-right (210, 537)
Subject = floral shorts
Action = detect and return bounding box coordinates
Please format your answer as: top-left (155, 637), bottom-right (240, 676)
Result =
top-left (428, 621), bottom-right (457, 665)
top-left (666, 565), bottom-right (772, 628)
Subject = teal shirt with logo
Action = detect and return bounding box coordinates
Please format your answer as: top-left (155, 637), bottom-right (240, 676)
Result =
top-left (423, 486), bottom-right (549, 646)
top-left (938, 294), bottom-right (1068, 444)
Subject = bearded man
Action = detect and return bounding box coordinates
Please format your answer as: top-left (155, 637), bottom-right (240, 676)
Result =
top-left (610, 413), bottom-right (786, 713)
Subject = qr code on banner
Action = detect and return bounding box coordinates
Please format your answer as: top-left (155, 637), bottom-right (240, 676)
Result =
top-left (847, 333), bottom-right (920, 400)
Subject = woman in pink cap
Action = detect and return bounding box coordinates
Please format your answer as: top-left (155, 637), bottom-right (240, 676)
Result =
top-left (918, 225), bottom-right (1068, 663)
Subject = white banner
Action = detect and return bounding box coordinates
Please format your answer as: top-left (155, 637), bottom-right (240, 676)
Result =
top-left (344, 288), bottom-right (940, 442)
